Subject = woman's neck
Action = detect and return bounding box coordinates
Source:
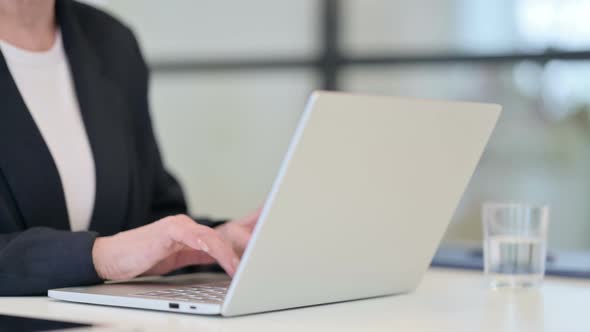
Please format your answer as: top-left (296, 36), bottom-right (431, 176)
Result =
top-left (0, 0), bottom-right (57, 51)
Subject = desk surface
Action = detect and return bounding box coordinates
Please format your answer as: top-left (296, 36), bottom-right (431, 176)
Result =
top-left (1, 268), bottom-right (589, 332)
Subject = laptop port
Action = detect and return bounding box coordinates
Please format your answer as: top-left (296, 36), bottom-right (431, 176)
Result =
top-left (169, 303), bottom-right (179, 309)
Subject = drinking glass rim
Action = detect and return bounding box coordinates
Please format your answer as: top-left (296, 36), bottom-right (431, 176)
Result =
top-left (483, 202), bottom-right (549, 211)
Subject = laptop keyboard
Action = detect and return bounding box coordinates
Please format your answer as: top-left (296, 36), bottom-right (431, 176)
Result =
top-left (134, 281), bottom-right (230, 304)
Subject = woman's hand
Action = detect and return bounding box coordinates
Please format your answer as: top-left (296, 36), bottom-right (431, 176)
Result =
top-left (91, 215), bottom-right (240, 281)
top-left (215, 208), bottom-right (262, 257)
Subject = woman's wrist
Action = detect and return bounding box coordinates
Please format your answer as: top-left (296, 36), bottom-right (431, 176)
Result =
top-left (92, 236), bottom-right (113, 280)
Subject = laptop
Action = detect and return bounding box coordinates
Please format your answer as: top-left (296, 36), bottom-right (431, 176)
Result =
top-left (49, 91), bottom-right (501, 317)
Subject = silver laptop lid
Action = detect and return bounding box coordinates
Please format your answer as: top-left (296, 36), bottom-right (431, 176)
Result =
top-left (222, 91), bottom-right (501, 316)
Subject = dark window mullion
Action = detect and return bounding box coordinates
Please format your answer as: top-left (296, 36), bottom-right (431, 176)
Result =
top-left (320, 0), bottom-right (341, 90)
top-left (341, 50), bottom-right (590, 66)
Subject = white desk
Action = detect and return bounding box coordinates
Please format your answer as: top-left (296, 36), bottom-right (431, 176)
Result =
top-left (1, 268), bottom-right (589, 332)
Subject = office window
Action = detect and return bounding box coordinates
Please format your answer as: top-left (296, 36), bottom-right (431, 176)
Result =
top-left (105, 0), bottom-right (320, 61)
top-left (342, 0), bottom-right (516, 54)
top-left (150, 71), bottom-right (317, 218)
top-left (342, 63), bottom-right (590, 251)
top-left (102, 0), bottom-right (319, 218)
top-left (341, 0), bottom-right (590, 55)
top-left (102, 0), bottom-right (590, 259)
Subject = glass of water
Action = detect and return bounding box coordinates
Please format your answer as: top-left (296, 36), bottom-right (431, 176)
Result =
top-left (482, 203), bottom-right (549, 289)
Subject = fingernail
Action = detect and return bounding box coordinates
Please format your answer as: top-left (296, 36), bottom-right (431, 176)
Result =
top-left (197, 239), bottom-right (209, 253)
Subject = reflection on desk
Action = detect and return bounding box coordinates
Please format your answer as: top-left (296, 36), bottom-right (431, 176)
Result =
top-left (0, 268), bottom-right (588, 332)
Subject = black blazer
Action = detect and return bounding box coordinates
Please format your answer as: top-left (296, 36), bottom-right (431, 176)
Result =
top-left (0, 0), bottom-right (217, 295)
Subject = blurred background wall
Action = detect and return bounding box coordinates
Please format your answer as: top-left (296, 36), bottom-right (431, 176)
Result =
top-left (92, 0), bottom-right (590, 251)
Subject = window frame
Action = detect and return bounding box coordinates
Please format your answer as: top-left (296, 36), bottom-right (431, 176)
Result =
top-left (148, 0), bottom-right (590, 277)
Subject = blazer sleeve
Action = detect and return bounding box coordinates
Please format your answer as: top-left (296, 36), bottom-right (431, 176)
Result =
top-left (0, 228), bottom-right (101, 295)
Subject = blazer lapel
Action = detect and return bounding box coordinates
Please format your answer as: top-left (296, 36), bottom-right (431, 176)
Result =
top-left (0, 0), bottom-right (131, 235)
top-left (0, 53), bottom-right (71, 230)
top-left (57, 0), bottom-right (130, 236)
